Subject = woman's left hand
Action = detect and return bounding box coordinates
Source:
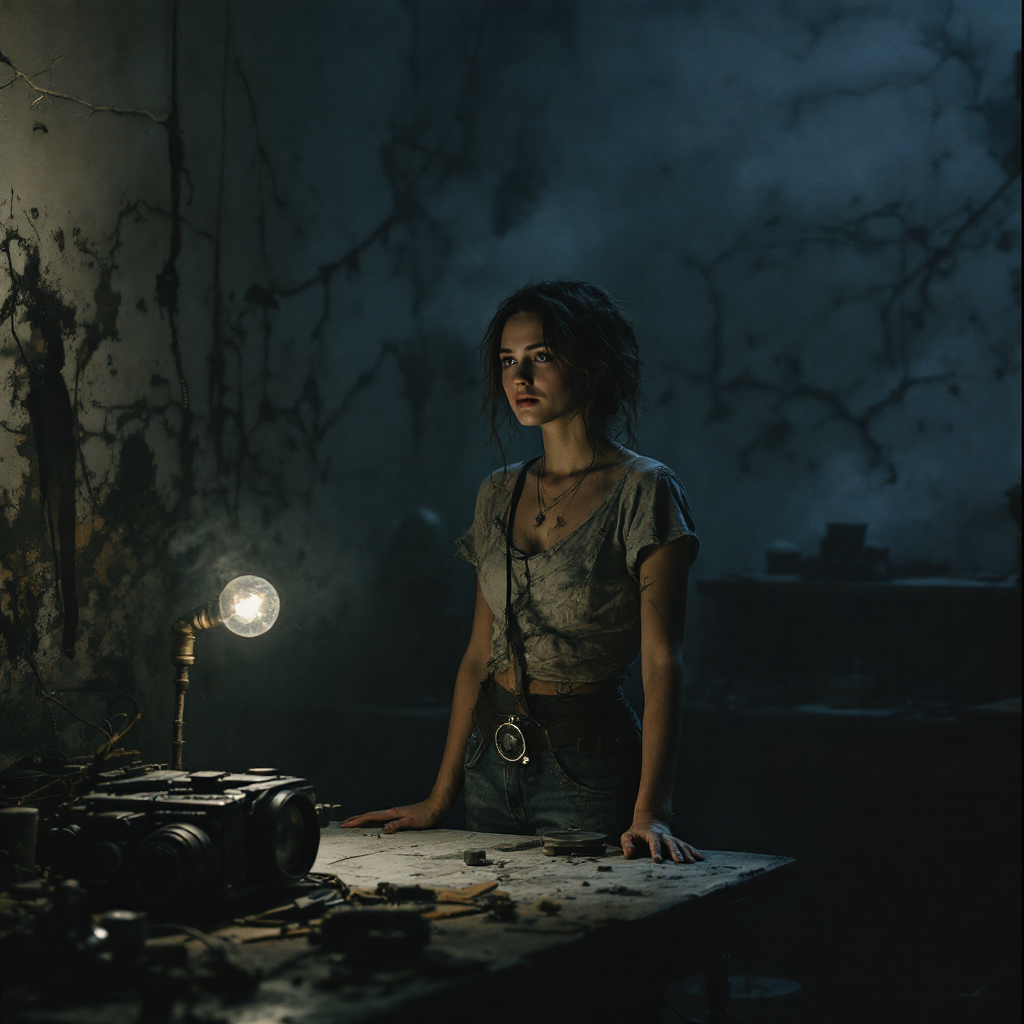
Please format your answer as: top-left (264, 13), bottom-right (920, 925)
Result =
top-left (621, 817), bottom-right (705, 864)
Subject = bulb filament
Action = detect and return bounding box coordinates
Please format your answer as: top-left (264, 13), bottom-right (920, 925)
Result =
top-left (232, 594), bottom-right (265, 623)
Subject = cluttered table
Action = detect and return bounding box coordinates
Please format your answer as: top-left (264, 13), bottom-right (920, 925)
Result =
top-left (4, 827), bottom-right (793, 1024)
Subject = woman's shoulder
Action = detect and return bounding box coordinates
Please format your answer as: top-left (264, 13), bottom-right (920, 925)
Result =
top-left (618, 453), bottom-right (686, 490)
top-left (617, 453), bottom-right (699, 563)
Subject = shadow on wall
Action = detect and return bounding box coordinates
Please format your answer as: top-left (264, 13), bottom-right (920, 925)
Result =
top-left (358, 507), bottom-right (467, 708)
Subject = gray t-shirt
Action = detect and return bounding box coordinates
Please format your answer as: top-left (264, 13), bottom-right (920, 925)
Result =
top-left (456, 455), bottom-right (699, 684)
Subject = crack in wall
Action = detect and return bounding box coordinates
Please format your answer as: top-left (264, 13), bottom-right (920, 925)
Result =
top-left (682, 163), bottom-right (1020, 483)
top-left (201, 3), bottom-right (489, 509)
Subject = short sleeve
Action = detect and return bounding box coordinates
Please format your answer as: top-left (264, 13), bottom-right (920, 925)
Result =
top-left (624, 468), bottom-right (699, 576)
top-left (455, 478), bottom-right (494, 571)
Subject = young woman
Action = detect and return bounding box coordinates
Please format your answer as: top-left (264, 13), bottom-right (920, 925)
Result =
top-left (343, 280), bottom-right (704, 864)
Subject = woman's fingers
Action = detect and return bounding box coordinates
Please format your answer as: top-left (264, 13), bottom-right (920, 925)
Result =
top-left (672, 840), bottom-right (704, 864)
top-left (647, 832), bottom-right (663, 864)
top-left (339, 808), bottom-right (399, 828)
top-left (383, 814), bottom-right (413, 834)
top-left (340, 801), bottom-right (442, 833)
top-left (620, 827), bottom-right (706, 864)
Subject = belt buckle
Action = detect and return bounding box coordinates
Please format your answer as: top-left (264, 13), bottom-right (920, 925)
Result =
top-left (494, 716), bottom-right (530, 764)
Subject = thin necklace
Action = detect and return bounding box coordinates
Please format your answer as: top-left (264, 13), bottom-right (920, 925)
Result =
top-left (533, 452), bottom-right (600, 530)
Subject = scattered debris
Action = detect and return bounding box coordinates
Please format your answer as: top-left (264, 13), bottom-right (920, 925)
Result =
top-left (597, 865), bottom-right (612, 872)
top-left (422, 904), bottom-right (480, 920)
top-left (595, 885), bottom-right (649, 897)
top-left (493, 838), bottom-right (542, 852)
top-left (534, 899), bottom-right (561, 915)
top-left (480, 891), bottom-right (517, 921)
top-left (347, 887), bottom-right (389, 905)
top-left (435, 881), bottom-right (499, 902)
top-left (375, 882), bottom-right (436, 904)
top-left (315, 907), bottom-right (430, 968)
top-left (213, 925), bottom-right (282, 944)
top-left (345, 879), bottom-right (504, 920)
top-left (306, 873), bottom-right (347, 891)
top-left (233, 883), bottom-right (348, 925)
top-left (464, 849), bottom-right (488, 866)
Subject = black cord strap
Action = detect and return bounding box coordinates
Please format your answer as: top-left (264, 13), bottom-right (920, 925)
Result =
top-left (505, 457), bottom-right (540, 720)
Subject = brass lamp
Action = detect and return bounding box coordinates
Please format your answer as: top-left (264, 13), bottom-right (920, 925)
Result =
top-left (169, 575), bottom-right (280, 769)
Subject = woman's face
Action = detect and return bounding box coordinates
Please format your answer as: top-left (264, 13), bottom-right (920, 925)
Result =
top-left (500, 313), bottom-right (576, 428)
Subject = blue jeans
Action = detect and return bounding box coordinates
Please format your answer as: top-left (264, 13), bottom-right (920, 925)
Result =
top-left (463, 680), bottom-right (642, 839)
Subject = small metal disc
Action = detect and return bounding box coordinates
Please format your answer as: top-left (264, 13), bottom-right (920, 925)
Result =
top-left (541, 830), bottom-right (608, 848)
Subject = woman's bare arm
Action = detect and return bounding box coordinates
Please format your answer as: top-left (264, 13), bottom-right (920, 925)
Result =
top-left (621, 537), bottom-right (705, 864)
top-left (340, 582), bottom-right (494, 831)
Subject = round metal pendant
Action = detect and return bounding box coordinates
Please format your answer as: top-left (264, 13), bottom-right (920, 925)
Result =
top-left (494, 720), bottom-right (527, 762)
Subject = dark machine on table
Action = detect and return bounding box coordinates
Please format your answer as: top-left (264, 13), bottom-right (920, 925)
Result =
top-left (44, 767), bottom-right (321, 907)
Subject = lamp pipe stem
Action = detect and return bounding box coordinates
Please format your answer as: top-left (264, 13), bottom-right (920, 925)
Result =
top-left (169, 599), bottom-right (223, 770)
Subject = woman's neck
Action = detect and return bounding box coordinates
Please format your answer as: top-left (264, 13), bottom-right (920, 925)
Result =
top-left (538, 415), bottom-right (613, 475)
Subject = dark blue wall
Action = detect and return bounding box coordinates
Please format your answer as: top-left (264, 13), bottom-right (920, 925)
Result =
top-left (1, 0), bottom-right (1019, 778)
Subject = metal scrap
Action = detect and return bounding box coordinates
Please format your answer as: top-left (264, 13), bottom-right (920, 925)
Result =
top-left (233, 885), bottom-right (347, 927)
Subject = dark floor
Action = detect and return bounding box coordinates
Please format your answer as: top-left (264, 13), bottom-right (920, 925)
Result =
top-left (674, 706), bottom-right (1022, 1024)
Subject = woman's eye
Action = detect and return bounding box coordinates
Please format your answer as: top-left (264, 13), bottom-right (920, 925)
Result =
top-left (500, 357), bottom-right (515, 368)
top-left (535, 352), bottom-right (549, 362)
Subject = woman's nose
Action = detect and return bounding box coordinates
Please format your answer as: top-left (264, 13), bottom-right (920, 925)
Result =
top-left (514, 359), bottom-right (533, 384)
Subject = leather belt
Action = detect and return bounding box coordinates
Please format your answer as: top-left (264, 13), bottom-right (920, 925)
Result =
top-left (473, 689), bottom-right (629, 762)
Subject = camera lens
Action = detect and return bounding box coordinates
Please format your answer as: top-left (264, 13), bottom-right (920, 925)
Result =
top-left (255, 790), bottom-right (319, 881)
top-left (86, 840), bottom-right (123, 882)
top-left (132, 823), bottom-right (216, 904)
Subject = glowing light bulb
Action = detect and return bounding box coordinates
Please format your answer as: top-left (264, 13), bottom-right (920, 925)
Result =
top-left (219, 576), bottom-right (280, 637)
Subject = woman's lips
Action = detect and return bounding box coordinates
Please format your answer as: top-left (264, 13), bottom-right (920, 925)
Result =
top-left (516, 395), bottom-right (539, 408)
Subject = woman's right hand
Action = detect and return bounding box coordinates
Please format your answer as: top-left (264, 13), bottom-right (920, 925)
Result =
top-left (339, 797), bottom-right (446, 833)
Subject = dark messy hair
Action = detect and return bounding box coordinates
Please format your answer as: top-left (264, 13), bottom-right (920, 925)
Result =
top-left (480, 279), bottom-right (645, 459)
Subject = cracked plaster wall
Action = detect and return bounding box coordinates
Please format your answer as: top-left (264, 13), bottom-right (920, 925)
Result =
top-left (0, 1), bottom-right (1020, 792)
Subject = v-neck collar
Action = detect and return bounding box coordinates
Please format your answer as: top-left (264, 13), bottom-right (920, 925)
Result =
top-left (510, 455), bottom-right (639, 559)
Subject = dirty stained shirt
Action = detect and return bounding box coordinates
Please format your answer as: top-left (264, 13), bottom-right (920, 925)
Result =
top-left (456, 455), bottom-right (699, 685)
